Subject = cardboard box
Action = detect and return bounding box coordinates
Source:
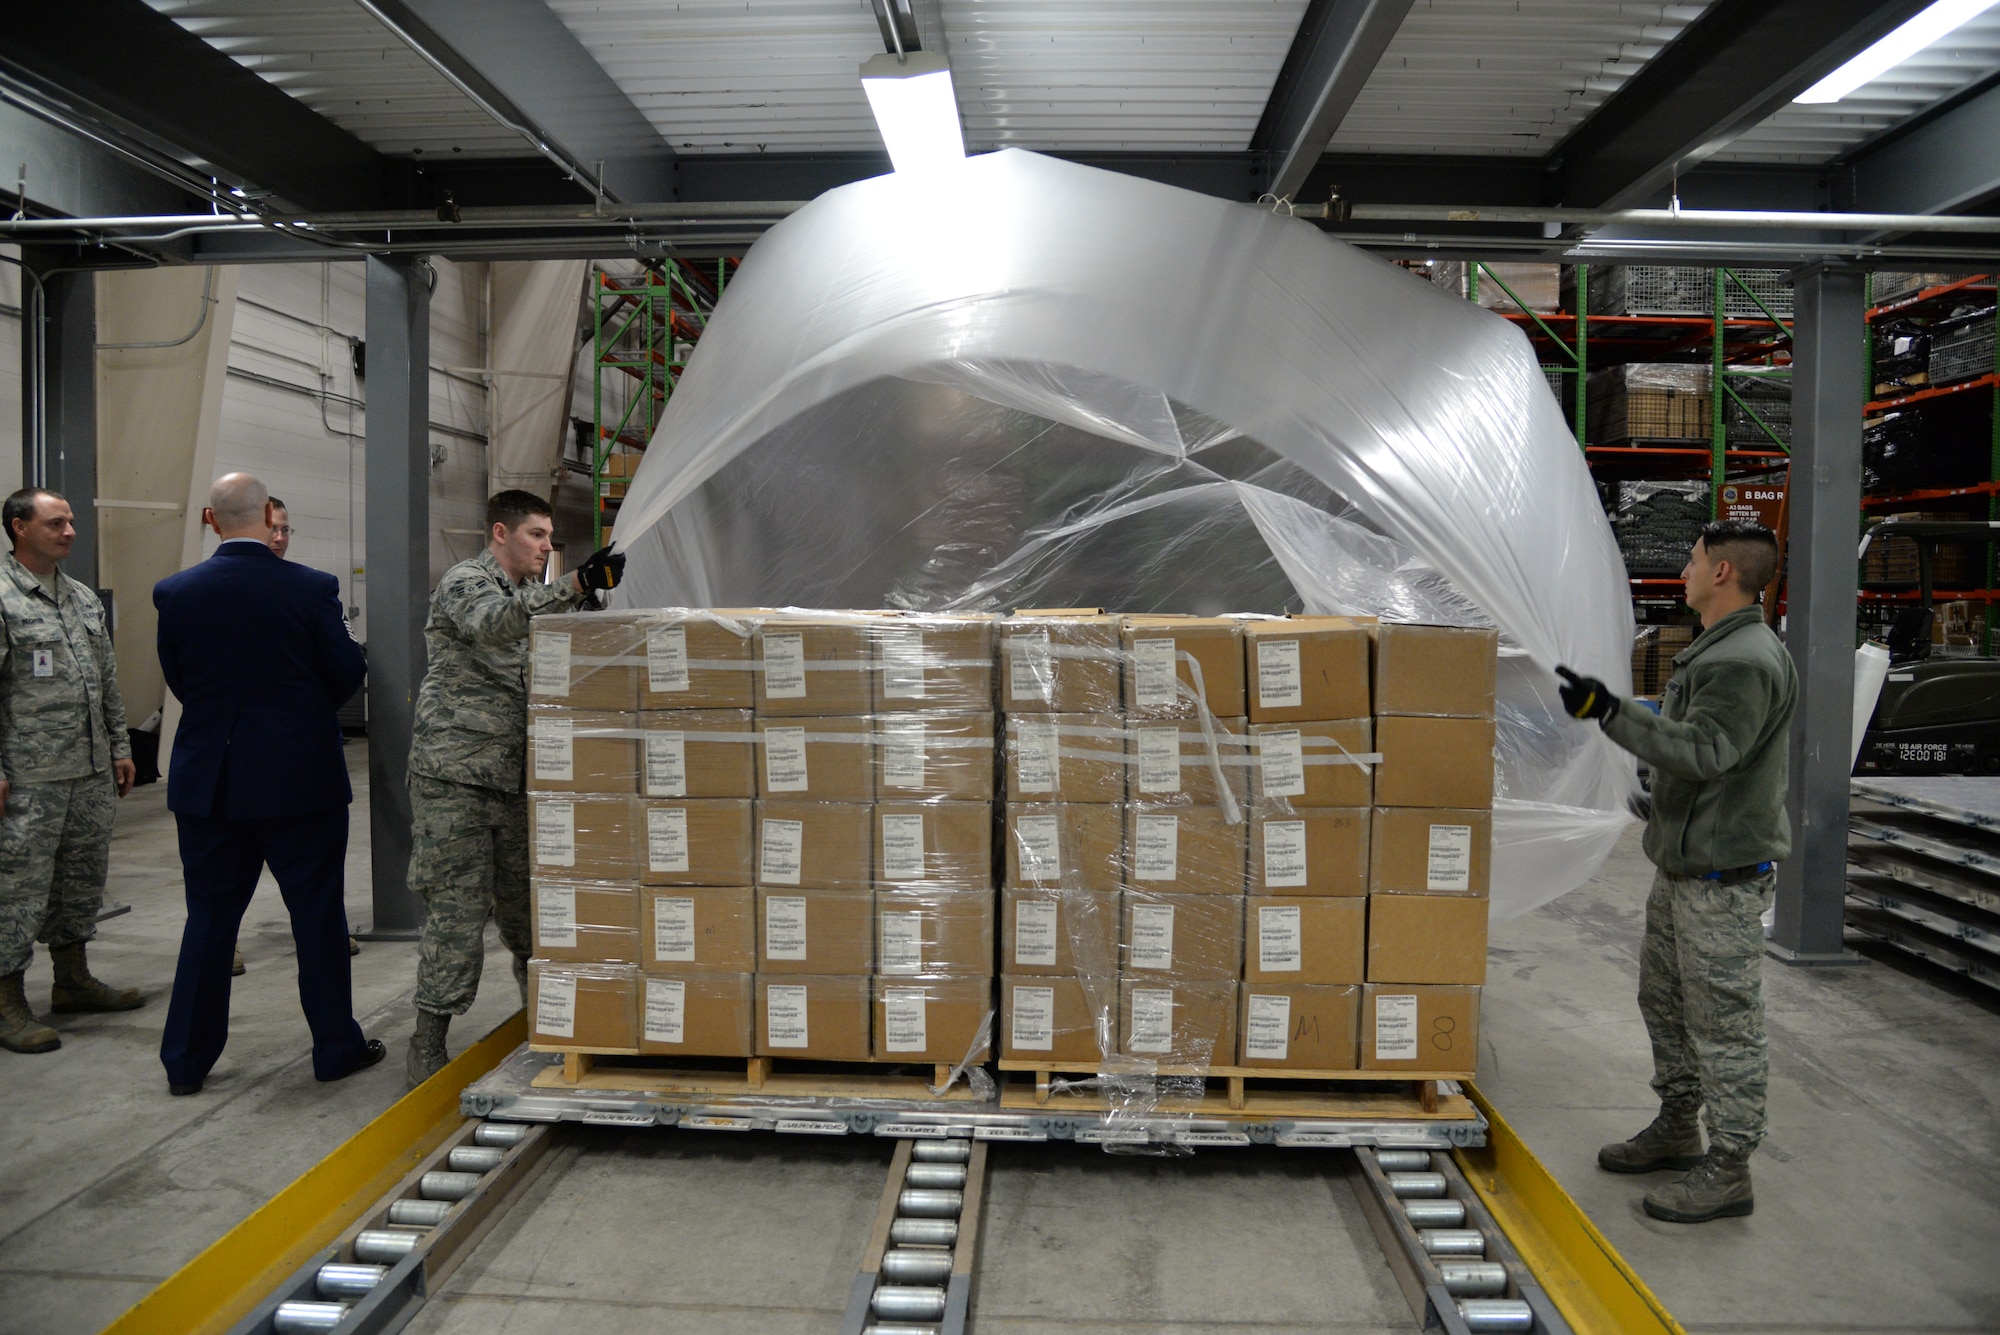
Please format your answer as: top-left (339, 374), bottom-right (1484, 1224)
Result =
top-left (1370, 807), bottom-right (1493, 896)
top-left (1244, 617), bottom-right (1371, 723)
top-left (1125, 716), bottom-right (1250, 805)
top-left (1373, 624), bottom-right (1500, 718)
top-left (757, 973), bottom-right (872, 1060)
top-left (1249, 806), bottom-right (1369, 896)
top-left (528, 961), bottom-right (639, 1052)
top-left (636, 612), bottom-right (754, 710)
top-left (1122, 616), bottom-right (1247, 718)
top-left (531, 880), bottom-right (639, 963)
top-left (1366, 894), bottom-right (1489, 985)
top-left (872, 615), bottom-right (995, 713)
top-left (637, 971), bottom-right (755, 1057)
top-left (757, 886), bottom-right (875, 974)
top-left (1001, 886), bottom-right (1120, 976)
top-left (1243, 896), bottom-right (1365, 985)
top-left (529, 612), bottom-right (642, 711)
top-left (638, 798), bottom-right (755, 886)
top-left (872, 975), bottom-right (994, 1062)
top-left (1005, 713), bottom-right (1125, 803)
top-left (1237, 983), bottom-right (1360, 1070)
top-left (1003, 802), bottom-right (1124, 892)
top-left (755, 617), bottom-right (873, 716)
top-left (1118, 979), bottom-right (1238, 1067)
top-left (1123, 805), bottom-right (1247, 895)
top-left (756, 716), bottom-right (873, 801)
top-left (999, 614), bottom-right (1123, 713)
top-left (528, 707), bottom-right (639, 795)
top-left (1249, 718), bottom-right (1373, 808)
top-left (1120, 890), bottom-right (1244, 981)
top-left (874, 712), bottom-right (996, 803)
top-left (1001, 973), bottom-right (1116, 1064)
top-left (638, 709), bottom-right (756, 799)
top-left (1372, 716), bottom-right (1496, 809)
top-left (531, 795), bottom-right (639, 882)
top-left (873, 801), bottom-right (993, 892)
top-left (1359, 983), bottom-right (1480, 1073)
top-left (755, 800), bottom-right (872, 890)
top-left (876, 888), bottom-right (996, 976)
top-left (640, 885), bottom-right (755, 972)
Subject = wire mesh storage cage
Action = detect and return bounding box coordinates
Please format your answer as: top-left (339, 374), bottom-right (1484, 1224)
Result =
top-left (1579, 266), bottom-right (1794, 320)
top-left (1927, 308), bottom-right (1997, 386)
top-left (1605, 479), bottom-right (1711, 576)
top-left (1722, 370), bottom-right (1792, 447)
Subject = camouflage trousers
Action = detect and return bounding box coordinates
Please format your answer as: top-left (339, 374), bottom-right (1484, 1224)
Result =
top-left (1638, 867), bottom-right (1775, 1156)
top-left (0, 774), bottom-right (117, 976)
top-left (408, 774), bottom-right (530, 1016)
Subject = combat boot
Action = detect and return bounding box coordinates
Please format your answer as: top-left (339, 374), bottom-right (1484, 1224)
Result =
top-left (0, 971), bottom-right (60, 1053)
top-left (406, 1009), bottom-right (450, 1088)
top-left (49, 943), bottom-right (143, 1013)
top-left (1598, 1104), bottom-right (1704, 1173)
top-left (1643, 1146), bottom-right (1754, 1222)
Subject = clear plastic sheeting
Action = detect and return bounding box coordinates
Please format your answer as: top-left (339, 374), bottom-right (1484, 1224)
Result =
top-left (613, 150), bottom-right (1637, 918)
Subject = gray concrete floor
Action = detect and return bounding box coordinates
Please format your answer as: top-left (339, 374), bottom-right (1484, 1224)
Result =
top-left (0, 756), bottom-right (1996, 1335)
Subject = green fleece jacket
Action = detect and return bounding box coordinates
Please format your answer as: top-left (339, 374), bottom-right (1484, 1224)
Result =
top-left (1601, 605), bottom-right (1798, 876)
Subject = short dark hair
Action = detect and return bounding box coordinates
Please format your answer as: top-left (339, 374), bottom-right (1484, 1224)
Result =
top-left (3, 488), bottom-right (62, 548)
top-left (486, 489), bottom-right (553, 533)
top-left (268, 495), bottom-right (287, 511)
top-left (1698, 519), bottom-right (1780, 594)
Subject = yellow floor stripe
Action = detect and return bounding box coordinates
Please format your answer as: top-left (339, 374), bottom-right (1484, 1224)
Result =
top-left (1456, 1082), bottom-right (1687, 1335)
top-left (100, 1013), bottom-right (524, 1335)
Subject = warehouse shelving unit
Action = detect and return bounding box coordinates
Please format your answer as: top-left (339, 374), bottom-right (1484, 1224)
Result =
top-left (1848, 778), bottom-right (2000, 993)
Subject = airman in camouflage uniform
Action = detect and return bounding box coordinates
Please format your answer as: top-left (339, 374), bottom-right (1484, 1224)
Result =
top-left (0, 488), bottom-right (141, 1055)
top-left (404, 490), bottom-right (623, 1085)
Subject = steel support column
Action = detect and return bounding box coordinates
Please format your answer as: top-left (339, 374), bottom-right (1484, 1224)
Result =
top-left (21, 250), bottom-right (99, 590)
top-left (1770, 265), bottom-right (1864, 964)
top-left (361, 254), bottom-right (430, 938)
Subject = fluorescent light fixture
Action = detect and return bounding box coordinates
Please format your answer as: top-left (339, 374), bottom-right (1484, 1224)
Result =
top-left (860, 51), bottom-right (965, 174)
top-left (1794, 0), bottom-right (2000, 103)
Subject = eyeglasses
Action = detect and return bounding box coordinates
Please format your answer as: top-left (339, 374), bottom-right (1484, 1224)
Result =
top-left (272, 526), bottom-right (295, 538)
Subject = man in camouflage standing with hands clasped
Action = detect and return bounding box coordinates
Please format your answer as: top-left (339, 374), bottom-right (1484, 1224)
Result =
top-left (404, 491), bottom-right (623, 1085)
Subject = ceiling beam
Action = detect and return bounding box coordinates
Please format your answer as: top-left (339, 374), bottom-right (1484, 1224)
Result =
top-left (1551, 0), bottom-right (1931, 209)
top-left (1845, 78), bottom-right (2000, 217)
top-left (1251, 0), bottom-right (1415, 202)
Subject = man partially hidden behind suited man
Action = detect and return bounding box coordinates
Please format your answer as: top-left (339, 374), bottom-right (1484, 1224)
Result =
top-left (155, 473), bottom-right (384, 1093)
top-left (1557, 519), bottom-right (1796, 1223)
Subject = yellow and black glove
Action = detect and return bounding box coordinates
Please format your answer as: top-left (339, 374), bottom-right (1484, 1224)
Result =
top-left (576, 544), bottom-right (626, 594)
top-left (1556, 665), bottom-right (1618, 722)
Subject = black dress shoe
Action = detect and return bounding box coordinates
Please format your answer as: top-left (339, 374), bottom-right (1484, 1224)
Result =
top-left (320, 1038), bottom-right (387, 1083)
top-left (169, 1080), bottom-right (202, 1096)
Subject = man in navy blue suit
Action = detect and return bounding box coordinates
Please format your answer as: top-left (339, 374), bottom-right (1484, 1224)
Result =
top-left (155, 472), bottom-right (384, 1094)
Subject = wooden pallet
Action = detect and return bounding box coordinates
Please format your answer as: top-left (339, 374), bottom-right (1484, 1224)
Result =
top-left (531, 1050), bottom-right (988, 1101)
top-left (995, 1060), bottom-right (1476, 1120)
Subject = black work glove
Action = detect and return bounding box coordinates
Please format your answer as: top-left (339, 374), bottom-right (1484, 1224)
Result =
top-left (1556, 666), bottom-right (1619, 722)
top-left (576, 544), bottom-right (626, 594)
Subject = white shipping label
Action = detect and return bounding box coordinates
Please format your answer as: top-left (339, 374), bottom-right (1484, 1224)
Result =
top-left (760, 819), bottom-right (803, 885)
top-left (652, 896), bottom-right (696, 963)
top-left (536, 883), bottom-right (577, 949)
top-left (534, 801), bottom-right (575, 868)
top-left (765, 984), bottom-right (809, 1048)
top-left (646, 806), bottom-right (690, 874)
top-left (1133, 813), bottom-right (1180, 882)
top-left (880, 912), bottom-right (925, 974)
top-left (882, 987), bottom-right (928, 1052)
top-left (881, 813), bottom-right (927, 881)
top-left (880, 628), bottom-right (927, 700)
top-left (1136, 727), bottom-right (1182, 793)
top-left (644, 731), bottom-right (687, 797)
top-left (647, 626), bottom-right (690, 693)
top-left (762, 631), bottom-right (807, 699)
top-left (1244, 993), bottom-right (1291, 1060)
top-left (881, 723), bottom-right (926, 789)
top-left (530, 631), bottom-right (569, 696)
top-left (1007, 631), bottom-right (1054, 703)
top-left (1257, 639), bottom-right (1304, 709)
top-left (1263, 819), bottom-right (1309, 888)
top-left (1128, 902), bottom-right (1176, 970)
top-left (764, 726), bottom-right (809, 792)
top-left (764, 896), bottom-right (808, 960)
top-left (532, 715), bottom-right (574, 782)
top-left (1013, 899), bottom-right (1060, 967)
top-left (1375, 993), bottom-right (1419, 1061)
top-left (1012, 719), bottom-right (1059, 792)
top-left (1427, 824), bottom-right (1475, 891)
top-left (1258, 730), bottom-right (1306, 798)
top-left (1258, 905), bottom-right (1303, 973)
top-left (1133, 638), bottom-right (1180, 708)
top-left (644, 977), bottom-right (686, 1045)
top-left (1015, 814), bottom-right (1062, 880)
top-left (1010, 985), bottom-right (1055, 1051)
top-left (534, 970), bottom-right (576, 1038)
top-left (1128, 988), bottom-right (1175, 1054)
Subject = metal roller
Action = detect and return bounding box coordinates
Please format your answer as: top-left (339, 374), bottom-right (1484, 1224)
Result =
top-left (1437, 1260), bottom-right (1508, 1298)
top-left (902, 1163), bottom-right (967, 1190)
top-left (871, 1286), bottom-right (948, 1321)
top-left (419, 1170), bottom-right (483, 1201)
top-left (1419, 1229), bottom-right (1488, 1257)
top-left (472, 1122), bottom-right (531, 1148)
top-left (1374, 1149), bottom-right (1432, 1172)
top-left (1457, 1297), bottom-right (1536, 1332)
top-left (889, 1217), bottom-right (958, 1247)
top-left (271, 1300), bottom-right (350, 1333)
top-left (352, 1229), bottom-right (423, 1263)
top-left (1401, 1199), bottom-right (1466, 1228)
top-left (315, 1262), bottom-right (388, 1298)
top-left (895, 1188), bottom-right (962, 1218)
top-left (910, 1140), bottom-right (969, 1163)
top-left (861, 1325), bottom-right (941, 1335)
top-left (387, 1199), bottom-right (453, 1228)
top-left (879, 1249), bottom-right (954, 1284)
top-left (1386, 1171), bottom-right (1448, 1198)
top-left (447, 1145), bottom-right (506, 1174)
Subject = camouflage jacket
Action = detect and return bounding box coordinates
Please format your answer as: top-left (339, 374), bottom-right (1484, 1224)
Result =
top-left (409, 548), bottom-right (586, 792)
top-left (0, 552), bottom-right (130, 782)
